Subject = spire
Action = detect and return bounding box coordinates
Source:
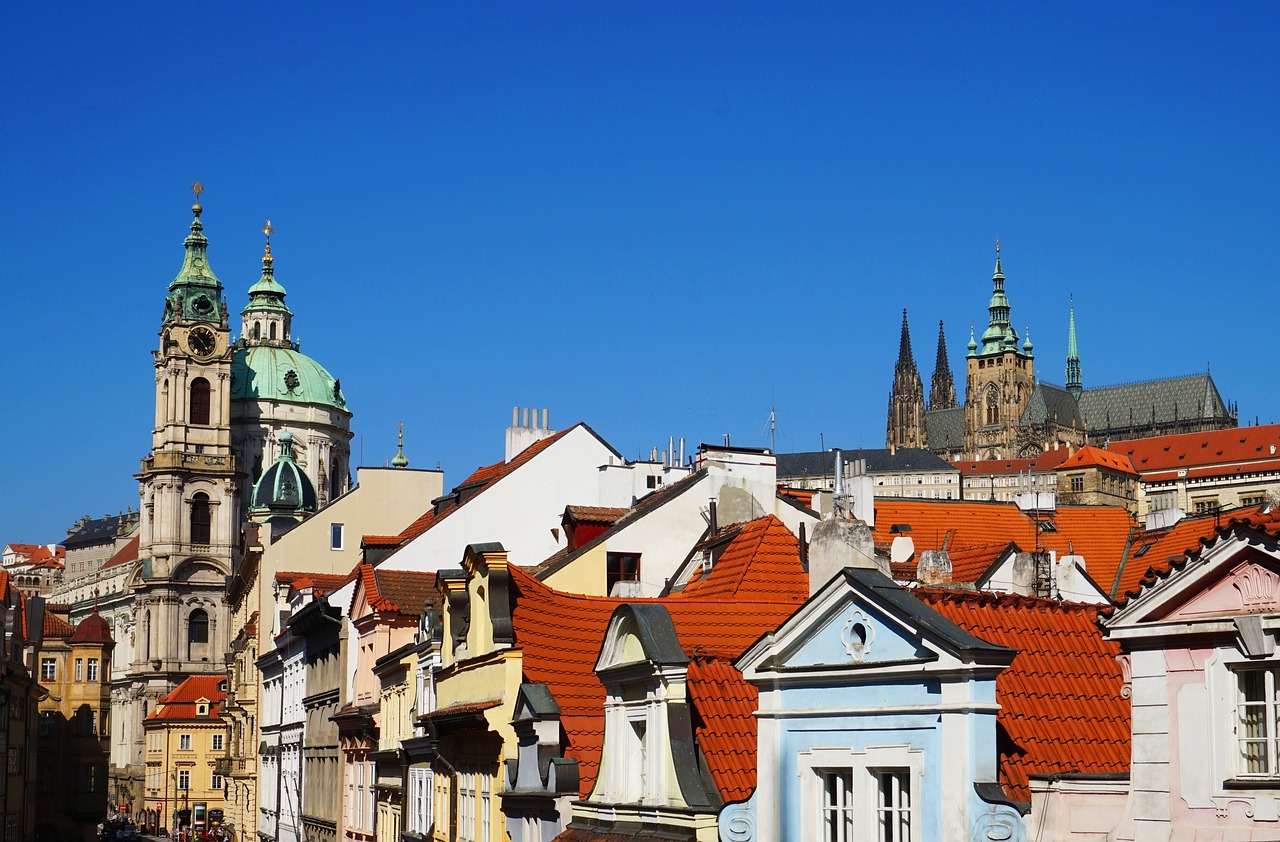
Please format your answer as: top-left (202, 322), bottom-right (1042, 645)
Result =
top-left (164, 181), bottom-right (225, 325)
top-left (392, 422), bottom-right (410, 468)
top-left (930, 320), bottom-right (956, 410)
top-left (1065, 295), bottom-right (1082, 399)
top-left (897, 308), bottom-right (914, 365)
top-left (978, 237), bottom-right (1021, 355)
top-left (966, 322), bottom-right (978, 357)
top-left (886, 309), bottom-right (926, 448)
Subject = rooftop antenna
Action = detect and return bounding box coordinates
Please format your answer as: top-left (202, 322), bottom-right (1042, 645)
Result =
top-left (761, 406), bottom-right (777, 453)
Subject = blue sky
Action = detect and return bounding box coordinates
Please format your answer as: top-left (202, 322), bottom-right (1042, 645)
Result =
top-left (3, 3), bottom-right (1278, 542)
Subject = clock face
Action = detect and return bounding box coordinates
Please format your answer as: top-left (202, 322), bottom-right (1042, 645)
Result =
top-left (188, 327), bottom-right (217, 357)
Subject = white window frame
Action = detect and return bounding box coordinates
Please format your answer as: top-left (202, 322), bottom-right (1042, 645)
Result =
top-left (87, 658), bottom-right (99, 682)
top-left (212, 772), bottom-right (224, 790)
top-left (212, 733), bottom-right (224, 751)
top-left (330, 523), bottom-right (344, 551)
top-left (177, 769), bottom-right (190, 791)
top-left (75, 658), bottom-right (83, 682)
top-left (1235, 665), bottom-right (1280, 778)
top-left (408, 766), bottom-right (433, 834)
top-left (179, 734), bottom-right (192, 751)
top-left (41, 658), bottom-right (55, 681)
top-left (797, 745), bottom-right (922, 842)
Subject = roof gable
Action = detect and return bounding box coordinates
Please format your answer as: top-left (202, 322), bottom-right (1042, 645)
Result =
top-left (675, 515), bottom-right (807, 602)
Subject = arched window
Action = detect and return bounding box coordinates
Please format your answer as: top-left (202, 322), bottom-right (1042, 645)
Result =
top-left (331, 457), bottom-right (343, 500)
top-left (190, 378), bottom-right (211, 425)
top-left (269, 322), bottom-right (277, 341)
top-left (190, 493), bottom-right (211, 545)
top-left (985, 386), bottom-right (1000, 426)
top-left (188, 609), bottom-right (210, 661)
top-left (252, 322), bottom-right (261, 340)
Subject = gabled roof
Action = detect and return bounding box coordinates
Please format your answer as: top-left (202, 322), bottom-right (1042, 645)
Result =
top-left (1021, 382), bottom-right (1084, 429)
top-left (872, 499), bottom-right (1136, 595)
top-left (533, 468), bottom-right (709, 580)
top-left (1078, 372), bottom-right (1230, 432)
top-left (396, 424), bottom-right (618, 547)
top-left (1109, 506), bottom-right (1280, 609)
top-left (563, 506), bottom-right (630, 526)
top-left (1107, 424), bottom-right (1280, 479)
top-left (675, 515), bottom-right (807, 602)
top-left (42, 610), bottom-right (77, 640)
top-left (1057, 446), bottom-right (1137, 476)
top-left (917, 589), bottom-right (1129, 802)
top-left (509, 540), bottom-right (803, 801)
top-left (101, 536), bottom-right (140, 570)
top-left (277, 570), bottom-right (354, 597)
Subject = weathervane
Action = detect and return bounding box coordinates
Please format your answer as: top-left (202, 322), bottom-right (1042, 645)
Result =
top-left (263, 219), bottom-right (274, 265)
top-left (192, 181), bottom-right (204, 214)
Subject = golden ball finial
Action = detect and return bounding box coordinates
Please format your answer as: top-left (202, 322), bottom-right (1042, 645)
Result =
top-left (191, 180), bottom-right (204, 215)
top-left (262, 219), bottom-right (274, 264)
top-left (995, 236), bottom-right (1001, 254)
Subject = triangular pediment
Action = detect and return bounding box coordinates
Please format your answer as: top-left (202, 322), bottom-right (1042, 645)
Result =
top-left (1108, 526), bottom-right (1280, 627)
top-left (738, 567), bottom-right (1013, 680)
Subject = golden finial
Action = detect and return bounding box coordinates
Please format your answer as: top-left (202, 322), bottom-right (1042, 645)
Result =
top-left (995, 236), bottom-right (1000, 254)
top-left (262, 219), bottom-right (274, 265)
top-left (191, 181), bottom-right (204, 215)
top-left (398, 421), bottom-right (404, 445)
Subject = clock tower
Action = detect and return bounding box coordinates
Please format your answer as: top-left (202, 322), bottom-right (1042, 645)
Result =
top-left (116, 184), bottom-right (238, 808)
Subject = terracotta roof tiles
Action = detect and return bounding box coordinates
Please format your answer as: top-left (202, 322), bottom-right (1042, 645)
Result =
top-left (42, 610), bottom-right (76, 639)
top-left (675, 515), bottom-right (807, 602)
top-left (146, 675), bottom-right (227, 721)
top-left (101, 536), bottom-right (140, 570)
top-left (354, 564), bottom-right (439, 616)
top-left (1058, 445), bottom-right (1138, 476)
top-left (1108, 424), bottom-right (1280, 477)
top-left (916, 589), bottom-right (1129, 802)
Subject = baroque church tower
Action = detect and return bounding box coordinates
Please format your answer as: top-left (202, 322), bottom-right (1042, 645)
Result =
top-left (117, 185), bottom-right (237, 807)
top-left (885, 309), bottom-right (926, 449)
top-left (963, 244), bottom-right (1037, 459)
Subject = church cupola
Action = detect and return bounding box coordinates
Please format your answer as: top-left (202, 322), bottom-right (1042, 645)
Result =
top-left (163, 182), bottom-right (226, 327)
top-left (241, 219), bottom-right (294, 347)
top-left (391, 423), bottom-right (410, 468)
top-left (249, 430), bottom-right (317, 518)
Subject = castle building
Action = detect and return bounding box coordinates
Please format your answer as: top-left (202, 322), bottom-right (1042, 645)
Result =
top-left (887, 246), bottom-right (1237, 461)
top-left (110, 187), bottom-right (354, 816)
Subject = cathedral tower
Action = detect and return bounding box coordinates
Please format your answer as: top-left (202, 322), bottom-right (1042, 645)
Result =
top-left (963, 243), bottom-right (1036, 459)
top-left (117, 185), bottom-right (237, 807)
top-left (886, 309), bottom-right (926, 449)
top-left (929, 320), bottom-right (956, 410)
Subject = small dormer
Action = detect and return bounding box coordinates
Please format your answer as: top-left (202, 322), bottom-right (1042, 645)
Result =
top-left (196, 697), bottom-right (210, 717)
top-left (462, 543), bottom-right (515, 658)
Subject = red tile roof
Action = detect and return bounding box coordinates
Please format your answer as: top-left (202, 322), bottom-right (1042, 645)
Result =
top-left (1058, 446), bottom-right (1137, 476)
top-left (676, 515), bottom-right (807, 602)
top-left (353, 564), bottom-right (438, 616)
top-left (953, 449), bottom-right (1075, 476)
top-left (279, 571), bottom-right (354, 597)
top-left (508, 523), bottom-right (804, 801)
top-left (361, 534), bottom-right (403, 547)
top-left (101, 536), bottom-right (140, 570)
top-left (1108, 425), bottom-right (1280, 479)
top-left (564, 506), bottom-right (630, 525)
top-left (146, 675), bottom-right (227, 721)
top-left (916, 589), bottom-right (1129, 802)
top-left (42, 610), bottom-right (76, 639)
top-left (873, 499), bottom-right (1137, 596)
top-left (1110, 506), bottom-right (1280, 608)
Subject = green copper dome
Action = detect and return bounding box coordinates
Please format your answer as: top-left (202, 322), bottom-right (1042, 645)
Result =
top-left (250, 431), bottom-right (318, 515)
top-left (231, 346), bottom-right (348, 411)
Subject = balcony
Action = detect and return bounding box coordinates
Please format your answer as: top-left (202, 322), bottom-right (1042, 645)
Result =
top-left (213, 757), bottom-right (233, 777)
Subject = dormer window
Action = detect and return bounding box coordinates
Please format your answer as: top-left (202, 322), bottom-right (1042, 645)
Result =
top-left (197, 703), bottom-right (208, 716)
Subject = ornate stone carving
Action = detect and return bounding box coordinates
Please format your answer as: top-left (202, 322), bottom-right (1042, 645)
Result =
top-left (1232, 565), bottom-right (1279, 610)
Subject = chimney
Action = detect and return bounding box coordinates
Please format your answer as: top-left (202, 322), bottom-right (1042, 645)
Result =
top-left (505, 407), bottom-right (556, 462)
top-left (808, 513), bottom-right (884, 595)
top-left (916, 549), bottom-right (952, 586)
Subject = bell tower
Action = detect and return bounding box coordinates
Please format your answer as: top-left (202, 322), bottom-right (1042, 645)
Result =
top-left (116, 184), bottom-right (238, 811)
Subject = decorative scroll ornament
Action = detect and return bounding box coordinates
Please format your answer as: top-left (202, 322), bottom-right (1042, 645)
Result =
top-left (1232, 564), bottom-right (1280, 610)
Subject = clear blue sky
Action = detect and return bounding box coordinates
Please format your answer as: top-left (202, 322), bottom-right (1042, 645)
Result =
top-left (4, 3), bottom-right (1279, 542)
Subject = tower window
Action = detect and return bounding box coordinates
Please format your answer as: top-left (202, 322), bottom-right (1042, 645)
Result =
top-left (253, 322), bottom-right (261, 340)
top-left (190, 493), bottom-right (212, 545)
top-left (270, 322), bottom-right (277, 340)
top-left (190, 377), bottom-right (211, 425)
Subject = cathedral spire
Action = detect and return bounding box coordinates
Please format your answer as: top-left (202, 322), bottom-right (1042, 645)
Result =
top-left (164, 181), bottom-right (225, 325)
top-left (979, 237), bottom-right (1021, 355)
top-left (930, 320), bottom-right (956, 410)
top-left (886, 309), bottom-right (926, 449)
top-left (1066, 295), bottom-right (1083, 399)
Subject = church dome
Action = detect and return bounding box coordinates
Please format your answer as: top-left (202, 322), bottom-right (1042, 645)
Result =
top-left (231, 346), bottom-right (348, 412)
top-left (69, 611), bottom-right (113, 645)
top-left (250, 431), bottom-right (318, 514)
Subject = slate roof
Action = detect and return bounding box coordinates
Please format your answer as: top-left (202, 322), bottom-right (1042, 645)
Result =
top-left (63, 513), bottom-right (130, 549)
top-left (924, 407), bottom-right (965, 452)
top-left (918, 589), bottom-right (1129, 802)
top-left (1078, 373), bottom-right (1230, 434)
top-left (1021, 382), bottom-right (1084, 428)
top-left (872, 499), bottom-right (1137, 596)
top-left (1106, 424), bottom-right (1280, 480)
top-left (675, 515), bottom-right (807, 602)
top-left (1058, 446), bottom-right (1138, 476)
top-left (776, 447), bottom-right (955, 480)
